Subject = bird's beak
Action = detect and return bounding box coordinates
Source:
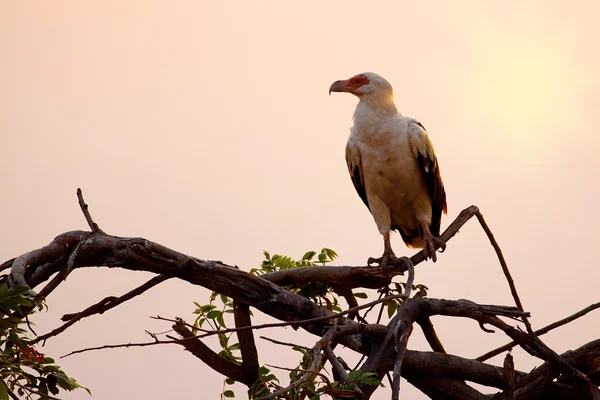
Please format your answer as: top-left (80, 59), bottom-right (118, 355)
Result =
top-left (329, 80), bottom-right (348, 95)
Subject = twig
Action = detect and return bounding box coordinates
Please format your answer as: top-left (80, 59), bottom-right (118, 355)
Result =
top-left (61, 333), bottom-right (207, 358)
top-left (477, 301), bottom-right (600, 362)
top-left (33, 274), bottom-right (170, 345)
top-left (76, 188), bottom-right (104, 234)
top-left (10, 380), bottom-right (62, 400)
top-left (152, 293), bottom-right (407, 338)
top-left (480, 314), bottom-right (598, 390)
top-left (264, 364), bottom-right (332, 386)
top-left (259, 336), bottom-right (310, 351)
top-left (474, 210), bottom-right (533, 334)
top-left (258, 325), bottom-right (364, 400)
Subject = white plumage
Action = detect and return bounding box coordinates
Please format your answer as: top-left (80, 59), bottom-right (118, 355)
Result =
top-left (330, 72), bottom-right (447, 264)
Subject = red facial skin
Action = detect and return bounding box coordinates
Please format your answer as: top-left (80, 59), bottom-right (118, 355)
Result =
top-left (329, 74), bottom-right (370, 95)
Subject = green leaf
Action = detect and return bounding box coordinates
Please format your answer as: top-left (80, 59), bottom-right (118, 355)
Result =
top-left (216, 312), bottom-right (226, 327)
top-left (202, 304), bottom-right (216, 313)
top-left (207, 310), bottom-right (222, 319)
top-left (218, 333), bottom-right (228, 348)
top-left (302, 251), bottom-right (316, 261)
top-left (263, 250), bottom-right (270, 260)
top-left (220, 294), bottom-right (229, 304)
top-left (0, 381), bottom-right (8, 400)
top-left (354, 292), bottom-right (368, 299)
top-left (225, 378), bottom-right (235, 385)
top-left (324, 248), bottom-right (338, 260)
top-left (387, 300), bottom-right (398, 318)
top-left (223, 389), bottom-right (235, 398)
top-left (258, 366), bottom-right (270, 375)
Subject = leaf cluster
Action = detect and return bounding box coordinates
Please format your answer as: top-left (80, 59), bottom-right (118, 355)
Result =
top-left (0, 284), bottom-right (89, 399)
top-left (194, 249), bottom-right (385, 399)
top-left (252, 249), bottom-right (342, 312)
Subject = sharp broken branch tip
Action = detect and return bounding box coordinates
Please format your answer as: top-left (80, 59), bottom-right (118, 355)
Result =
top-left (76, 188), bottom-right (104, 234)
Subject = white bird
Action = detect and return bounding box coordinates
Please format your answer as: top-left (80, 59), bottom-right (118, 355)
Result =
top-left (329, 72), bottom-right (447, 265)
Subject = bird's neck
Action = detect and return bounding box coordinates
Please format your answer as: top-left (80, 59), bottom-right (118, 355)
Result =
top-left (354, 93), bottom-right (399, 125)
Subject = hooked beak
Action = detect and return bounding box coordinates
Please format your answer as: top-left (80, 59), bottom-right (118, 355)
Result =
top-left (329, 80), bottom-right (348, 95)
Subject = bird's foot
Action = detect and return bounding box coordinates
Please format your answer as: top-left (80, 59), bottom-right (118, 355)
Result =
top-left (423, 236), bottom-right (446, 262)
top-left (368, 251), bottom-right (401, 268)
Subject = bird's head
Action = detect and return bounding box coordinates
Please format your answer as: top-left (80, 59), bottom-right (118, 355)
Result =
top-left (329, 72), bottom-right (393, 99)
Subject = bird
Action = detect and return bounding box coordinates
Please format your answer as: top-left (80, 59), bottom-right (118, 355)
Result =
top-left (329, 72), bottom-right (447, 265)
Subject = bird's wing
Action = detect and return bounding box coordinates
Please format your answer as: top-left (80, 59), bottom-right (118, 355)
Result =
top-left (407, 121), bottom-right (447, 235)
top-left (345, 139), bottom-right (370, 211)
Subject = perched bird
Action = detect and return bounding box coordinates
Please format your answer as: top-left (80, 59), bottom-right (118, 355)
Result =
top-left (329, 72), bottom-right (447, 265)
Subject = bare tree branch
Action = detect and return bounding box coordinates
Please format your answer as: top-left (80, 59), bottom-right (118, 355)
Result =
top-left (477, 301), bottom-right (600, 362)
top-left (76, 188), bottom-right (104, 234)
top-left (234, 300), bottom-right (260, 384)
top-left (474, 210), bottom-right (533, 334)
top-left (3, 198), bottom-right (599, 400)
top-left (417, 317), bottom-right (446, 353)
top-left (32, 274), bottom-right (170, 345)
top-left (171, 318), bottom-right (252, 385)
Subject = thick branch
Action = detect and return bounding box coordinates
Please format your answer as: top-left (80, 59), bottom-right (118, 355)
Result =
top-left (405, 374), bottom-right (490, 400)
top-left (172, 318), bottom-right (252, 385)
top-left (233, 300), bottom-right (260, 384)
top-left (417, 317), bottom-right (446, 353)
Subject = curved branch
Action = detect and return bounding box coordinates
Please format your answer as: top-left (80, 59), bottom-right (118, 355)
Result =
top-left (171, 318), bottom-right (251, 385)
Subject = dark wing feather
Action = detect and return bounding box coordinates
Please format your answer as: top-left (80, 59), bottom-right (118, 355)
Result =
top-left (409, 121), bottom-right (447, 237)
top-left (345, 140), bottom-right (370, 211)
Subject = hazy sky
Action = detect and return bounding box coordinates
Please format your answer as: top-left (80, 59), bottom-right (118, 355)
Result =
top-left (1, 1), bottom-right (599, 399)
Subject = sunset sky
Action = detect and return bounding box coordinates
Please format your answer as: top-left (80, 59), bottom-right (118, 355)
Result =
top-left (1, 1), bottom-right (599, 399)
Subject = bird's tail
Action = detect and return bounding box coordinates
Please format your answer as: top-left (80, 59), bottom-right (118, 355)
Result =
top-left (397, 228), bottom-right (425, 249)
top-left (395, 218), bottom-right (442, 249)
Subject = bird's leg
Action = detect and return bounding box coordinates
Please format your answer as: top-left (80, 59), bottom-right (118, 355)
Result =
top-left (367, 231), bottom-right (399, 267)
top-left (420, 224), bottom-right (446, 262)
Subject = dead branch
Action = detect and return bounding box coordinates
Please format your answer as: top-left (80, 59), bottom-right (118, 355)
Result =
top-left (234, 300), bottom-right (260, 384)
top-left (416, 317), bottom-right (446, 353)
top-left (474, 210), bottom-right (532, 334)
top-left (76, 188), bottom-right (104, 234)
top-left (3, 195), bottom-right (599, 400)
top-left (259, 336), bottom-right (310, 351)
top-left (171, 318), bottom-right (252, 385)
top-left (392, 323), bottom-right (413, 400)
top-left (32, 274), bottom-right (170, 345)
top-left (504, 352), bottom-right (515, 400)
top-left (477, 301), bottom-right (600, 362)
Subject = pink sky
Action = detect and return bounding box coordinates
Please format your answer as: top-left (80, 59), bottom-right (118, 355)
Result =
top-left (1, 2), bottom-right (599, 399)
